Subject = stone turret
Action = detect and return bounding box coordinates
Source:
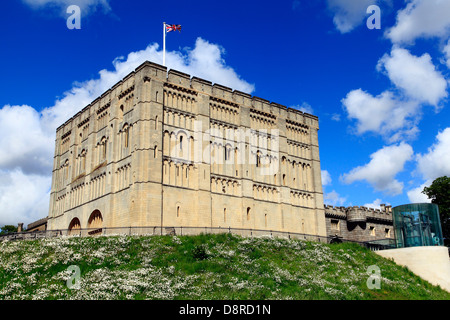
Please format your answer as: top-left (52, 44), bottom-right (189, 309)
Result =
top-left (346, 206), bottom-right (366, 223)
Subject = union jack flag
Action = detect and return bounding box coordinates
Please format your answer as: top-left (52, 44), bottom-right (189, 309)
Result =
top-left (166, 24), bottom-right (182, 33)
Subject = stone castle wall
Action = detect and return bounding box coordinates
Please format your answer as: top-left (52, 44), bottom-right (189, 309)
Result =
top-left (47, 61), bottom-right (327, 237)
top-left (324, 204), bottom-right (394, 243)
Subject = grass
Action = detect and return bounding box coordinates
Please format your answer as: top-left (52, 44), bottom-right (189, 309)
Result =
top-left (0, 233), bottom-right (449, 300)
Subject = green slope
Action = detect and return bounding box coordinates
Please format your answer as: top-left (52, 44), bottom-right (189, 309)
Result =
top-left (0, 233), bottom-right (448, 300)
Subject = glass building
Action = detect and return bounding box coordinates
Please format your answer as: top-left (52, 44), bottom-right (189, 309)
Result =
top-left (392, 203), bottom-right (444, 248)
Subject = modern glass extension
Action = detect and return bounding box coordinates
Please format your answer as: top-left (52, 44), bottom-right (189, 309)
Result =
top-left (392, 203), bottom-right (444, 248)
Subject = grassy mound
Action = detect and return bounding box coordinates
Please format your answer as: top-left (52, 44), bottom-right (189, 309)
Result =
top-left (0, 233), bottom-right (448, 300)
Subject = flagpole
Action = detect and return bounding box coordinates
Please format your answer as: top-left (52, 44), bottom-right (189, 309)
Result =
top-left (163, 22), bottom-right (166, 67)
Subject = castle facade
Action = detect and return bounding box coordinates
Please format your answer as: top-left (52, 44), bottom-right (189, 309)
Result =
top-left (47, 61), bottom-right (326, 237)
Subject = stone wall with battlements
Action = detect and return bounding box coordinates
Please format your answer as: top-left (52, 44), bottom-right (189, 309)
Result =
top-left (324, 204), bottom-right (394, 243)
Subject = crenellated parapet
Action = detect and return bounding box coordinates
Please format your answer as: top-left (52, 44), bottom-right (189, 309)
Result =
top-left (324, 204), bottom-right (392, 223)
top-left (56, 60), bottom-right (318, 134)
top-left (324, 205), bottom-right (347, 219)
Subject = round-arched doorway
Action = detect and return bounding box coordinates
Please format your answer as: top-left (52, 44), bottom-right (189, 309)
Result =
top-left (87, 210), bottom-right (103, 235)
top-left (68, 217), bottom-right (81, 236)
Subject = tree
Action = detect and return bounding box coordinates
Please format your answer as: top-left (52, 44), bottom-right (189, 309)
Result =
top-left (0, 225), bottom-right (18, 235)
top-left (422, 176), bottom-right (450, 247)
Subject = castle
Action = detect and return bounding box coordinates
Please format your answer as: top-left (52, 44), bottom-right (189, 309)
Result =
top-left (46, 61), bottom-right (327, 237)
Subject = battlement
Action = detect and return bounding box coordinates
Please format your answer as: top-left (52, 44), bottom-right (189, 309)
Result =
top-left (56, 60), bottom-right (319, 132)
top-left (324, 204), bottom-right (392, 222)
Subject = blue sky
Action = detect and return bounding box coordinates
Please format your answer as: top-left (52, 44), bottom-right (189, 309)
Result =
top-left (1, 0), bottom-right (450, 225)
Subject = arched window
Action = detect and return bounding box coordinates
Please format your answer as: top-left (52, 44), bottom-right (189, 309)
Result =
top-left (68, 217), bottom-right (81, 236)
top-left (64, 159), bottom-right (69, 180)
top-left (177, 206), bottom-right (180, 217)
top-left (224, 144), bottom-right (232, 162)
top-left (88, 210), bottom-right (103, 231)
top-left (124, 128), bottom-right (129, 148)
top-left (80, 149), bottom-right (86, 173)
top-left (247, 207), bottom-right (251, 221)
top-left (224, 208), bottom-right (227, 222)
top-left (179, 135), bottom-right (183, 150)
top-left (121, 124), bottom-right (129, 148)
top-left (103, 140), bottom-right (107, 159)
top-left (100, 137), bottom-right (107, 161)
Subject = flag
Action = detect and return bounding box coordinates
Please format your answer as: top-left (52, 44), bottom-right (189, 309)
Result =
top-left (163, 22), bottom-right (182, 67)
top-left (166, 24), bottom-right (182, 33)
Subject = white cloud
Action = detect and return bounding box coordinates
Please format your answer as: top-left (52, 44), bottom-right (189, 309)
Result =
top-left (292, 102), bottom-right (314, 114)
top-left (363, 198), bottom-right (389, 209)
top-left (343, 47), bottom-right (448, 142)
top-left (0, 105), bottom-right (54, 175)
top-left (321, 170), bottom-right (332, 186)
top-left (0, 170), bottom-right (51, 226)
top-left (416, 127), bottom-right (450, 181)
top-left (386, 0), bottom-right (450, 44)
top-left (22, 0), bottom-right (111, 15)
top-left (0, 37), bottom-right (254, 226)
top-left (377, 47), bottom-right (448, 106)
top-left (324, 190), bottom-right (346, 206)
top-left (341, 142), bottom-right (414, 195)
top-left (407, 182), bottom-right (431, 203)
top-left (176, 38), bottom-right (255, 93)
top-left (331, 113), bottom-right (341, 121)
top-left (406, 127), bottom-right (450, 204)
top-left (343, 89), bottom-right (396, 134)
top-left (326, 0), bottom-right (377, 33)
top-left (444, 39), bottom-right (450, 69)
top-left (342, 89), bottom-right (420, 141)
